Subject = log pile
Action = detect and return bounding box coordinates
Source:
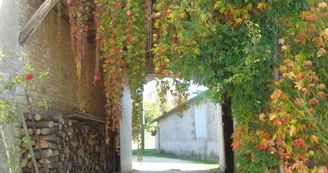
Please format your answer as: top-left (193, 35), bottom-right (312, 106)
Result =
top-left (21, 113), bottom-right (114, 173)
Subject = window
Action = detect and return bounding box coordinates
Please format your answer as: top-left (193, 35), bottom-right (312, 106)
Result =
top-left (195, 104), bottom-right (207, 139)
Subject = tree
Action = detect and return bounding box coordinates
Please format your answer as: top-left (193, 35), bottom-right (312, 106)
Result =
top-left (143, 101), bottom-right (161, 129)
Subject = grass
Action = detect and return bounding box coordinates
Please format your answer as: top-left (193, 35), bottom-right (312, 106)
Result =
top-left (132, 149), bottom-right (220, 165)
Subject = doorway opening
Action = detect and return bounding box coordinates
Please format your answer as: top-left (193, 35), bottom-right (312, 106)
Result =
top-left (131, 80), bottom-right (222, 173)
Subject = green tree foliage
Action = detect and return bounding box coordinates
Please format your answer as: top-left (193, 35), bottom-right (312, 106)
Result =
top-left (143, 101), bottom-right (161, 132)
top-left (65, 0), bottom-right (328, 172)
top-left (151, 0), bottom-right (328, 172)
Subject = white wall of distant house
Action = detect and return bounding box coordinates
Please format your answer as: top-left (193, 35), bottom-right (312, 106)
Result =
top-left (155, 99), bottom-right (220, 162)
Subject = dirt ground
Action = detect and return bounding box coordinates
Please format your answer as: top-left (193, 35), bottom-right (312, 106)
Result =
top-left (132, 156), bottom-right (221, 173)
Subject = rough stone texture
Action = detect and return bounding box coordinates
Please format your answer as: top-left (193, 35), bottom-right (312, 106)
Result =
top-left (156, 99), bottom-right (220, 162)
top-left (19, 0), bottom-right (106, 116)
top-left (0, 0), bottom-right (106, 172)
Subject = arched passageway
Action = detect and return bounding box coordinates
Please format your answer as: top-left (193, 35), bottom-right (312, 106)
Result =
top-left (126, 79), bottom-right (235, 173)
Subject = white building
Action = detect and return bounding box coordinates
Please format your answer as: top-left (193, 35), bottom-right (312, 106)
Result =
top-left (153, 97), bottom-right (225, 164)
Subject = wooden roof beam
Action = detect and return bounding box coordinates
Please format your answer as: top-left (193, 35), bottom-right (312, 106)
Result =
top-left (19, 0), bottom-right (60, 45)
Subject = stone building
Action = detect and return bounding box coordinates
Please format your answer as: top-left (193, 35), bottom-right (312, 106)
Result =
top-left (0, 0), bottom-right (235, 173)
top-left (0, 0), bottom-right (132, 172)
top-left (153, 96), bottom-right (226, 168)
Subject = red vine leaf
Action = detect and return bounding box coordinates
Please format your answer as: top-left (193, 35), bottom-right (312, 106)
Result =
top-left (317, 48), bottom-right (326, 57)
top-left (318, 91), bottom-right (326, 100)
top-left (224, 11), bottom-right (232, 23)
top-left (257, 142), bottom-right (268, 151)
top-left (293, 138), bottom-right (305, 148)
top-left (232, 141), bottom-right (241, 151)
top-left (308, 98), bottom-right (319, 107)
top-left (302, 60), bottom-right (312, 67)
top-left (271, 89), bottom-right (282, 99)
top-left (272, 119), bottom-right (282, 127)
top-left (309, 107), bottom-right (315, 113)
top-left (93, 75), bottom-right (100, 86)
top-left (295, 33), bottom-right (307, 43)
top-left (318, 166), bottom-right (328, 173)
top-left (25, 74), bottom-right (34, 81)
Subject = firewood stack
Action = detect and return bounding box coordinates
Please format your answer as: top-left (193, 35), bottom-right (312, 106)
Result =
top-left (20, 113), bottom-right (113, 173)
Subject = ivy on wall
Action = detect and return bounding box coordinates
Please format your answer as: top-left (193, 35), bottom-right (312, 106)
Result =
top-left (67, 0), bottom-right (148, 156)
top-left (152, 0), bottom-right (328, 172)
top-left (65, 0), bottom-right (328, 172)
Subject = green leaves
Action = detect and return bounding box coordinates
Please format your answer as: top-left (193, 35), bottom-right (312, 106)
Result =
top-left (62, 0), bottom-right (328, 171)
top-left (38, 72), bottom-right (49, 83)
top-left (150, 0), bottom-right (325, 171)
top-left (214, 1), bottom-right (224, 10)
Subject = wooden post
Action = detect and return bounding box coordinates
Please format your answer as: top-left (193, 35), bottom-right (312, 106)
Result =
top-left (19, 0), bottom-right (60, 45)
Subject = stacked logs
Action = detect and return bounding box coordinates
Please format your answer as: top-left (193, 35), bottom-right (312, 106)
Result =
top-left (20, 113), bottom-right (113, 173)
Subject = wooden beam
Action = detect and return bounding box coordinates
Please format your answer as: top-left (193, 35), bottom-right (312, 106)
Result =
top-left (66, 112), bottom-right (106, 123)
top-left (19, 0), bottom-right (60, 45)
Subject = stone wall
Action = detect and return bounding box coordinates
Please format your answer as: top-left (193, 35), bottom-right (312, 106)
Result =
top-left (19, 0), bottom-right (106, 116)
top-left (156, 99), bottom-right (220, 162)
top-left (0, 0), bottom-right (107, 172)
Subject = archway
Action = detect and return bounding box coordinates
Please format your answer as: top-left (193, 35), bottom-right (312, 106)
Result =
top-left (12, 0), bottom-right (328, 173)
top-left (128, 79), bottom-right (228, 173)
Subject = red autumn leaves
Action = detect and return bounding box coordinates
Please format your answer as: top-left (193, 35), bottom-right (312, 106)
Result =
top-left (231, 125), bottom-right (242, 151)
top-left (93, 75), bottom-right (99, 86)
top-left (308, 98), bottom-right (319, 106)
top-left (25, 74), bottom-right (33, 80)
top-left (256, 131), bottom-right (271, 151)
top-left (293, 138), bottom-right (305, 148)
top-left (318, 91), bottom-right (326, 100)
top-left (302, 60), bottom-right (312, 67)
top-left (255, 133), bottom-right (307, 152)
top-left (279, 58), bottom-right (327, 112)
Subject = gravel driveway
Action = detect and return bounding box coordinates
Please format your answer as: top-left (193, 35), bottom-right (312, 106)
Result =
top-left (132, 156), bottom-right (221, 173)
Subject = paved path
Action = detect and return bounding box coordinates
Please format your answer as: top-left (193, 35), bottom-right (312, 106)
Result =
top-left (132, 156), bottom-right (221, 173)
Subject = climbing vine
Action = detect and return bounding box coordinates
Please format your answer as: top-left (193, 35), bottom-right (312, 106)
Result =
top-left (65, 0), bottom-right (328, 172)
top-left (67, 0), bottom-right (91, 111)
top-left (124, 0), bottom-right (147, 159)
top-left (95, 0), bottom-right (126, 153)
top-left (151, 0), bottom-right (328, 172)
top-left (95, 0), bottom-right (147, 155)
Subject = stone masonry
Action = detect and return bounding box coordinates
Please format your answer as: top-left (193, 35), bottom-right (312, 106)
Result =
top-left (0, 0), bottom-right (107, 172)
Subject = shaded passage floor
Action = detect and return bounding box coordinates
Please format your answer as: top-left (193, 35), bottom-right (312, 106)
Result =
top-left (132, 156), bottom-right (220, 173)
